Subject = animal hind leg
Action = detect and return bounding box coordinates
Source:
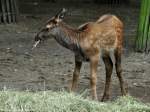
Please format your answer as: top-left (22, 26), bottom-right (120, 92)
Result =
top-left (101, 51), bottom-right (113, 101)
top-left (114, 48), bottom-right (127, 96)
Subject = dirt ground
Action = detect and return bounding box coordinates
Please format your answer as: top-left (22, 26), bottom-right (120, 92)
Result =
top-left (0, 4), bottom-right (150, 102)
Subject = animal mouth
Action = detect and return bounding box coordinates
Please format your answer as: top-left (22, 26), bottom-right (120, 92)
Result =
top-left (32, 40), bottom-right (40, 50)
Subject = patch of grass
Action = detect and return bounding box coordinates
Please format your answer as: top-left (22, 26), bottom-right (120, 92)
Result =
top-left (0, 91), bottom-right (149, 112)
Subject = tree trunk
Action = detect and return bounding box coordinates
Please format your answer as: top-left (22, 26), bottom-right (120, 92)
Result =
top-left (135, 0), bottom-right (150, 53)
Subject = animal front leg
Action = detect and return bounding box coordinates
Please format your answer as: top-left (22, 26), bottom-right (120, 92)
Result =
top-left (70, 56), bottom-right (82, 92)
top-left (90, 56), bottom-right (99, 100)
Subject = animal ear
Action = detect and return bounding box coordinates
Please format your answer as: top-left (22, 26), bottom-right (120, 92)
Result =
top-left (55, 8), bottom-right (67, 22)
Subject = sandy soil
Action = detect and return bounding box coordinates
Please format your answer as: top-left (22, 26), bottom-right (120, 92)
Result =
top-left (0, 5), bottom-right (150, 102)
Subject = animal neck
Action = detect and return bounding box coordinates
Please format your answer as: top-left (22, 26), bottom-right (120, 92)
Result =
top-left (51, 22), bottom-right (81, 51)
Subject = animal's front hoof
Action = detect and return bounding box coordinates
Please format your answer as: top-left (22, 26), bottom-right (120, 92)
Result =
top-left (93, 97), bottom-right (98, 101)
top-left (101, 95), bottom-right (110, 102)
top-left (91, 95), bottom-right (98, 101)
top-left (122, 82), bottom-right (128, 96)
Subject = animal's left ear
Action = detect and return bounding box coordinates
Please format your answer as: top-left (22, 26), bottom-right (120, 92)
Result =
top-left (55, 8), bottom-right (67, 22)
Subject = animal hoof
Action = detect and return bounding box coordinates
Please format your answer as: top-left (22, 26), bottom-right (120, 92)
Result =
top-left (101, 95), bottom-right (110, 102)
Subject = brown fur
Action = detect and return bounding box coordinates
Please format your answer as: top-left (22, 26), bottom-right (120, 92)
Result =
top-left (35, 10), bottom-right (127, 101)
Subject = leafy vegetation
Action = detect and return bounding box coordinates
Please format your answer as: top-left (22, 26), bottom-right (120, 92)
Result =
top-left (0, 91), bottom-right (150, 112)
top-left (136, 0), bottom-right (150, 53)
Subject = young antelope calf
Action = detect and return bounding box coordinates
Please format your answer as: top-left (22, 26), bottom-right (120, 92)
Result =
top-left (33, 8), bottom-right (127, 101)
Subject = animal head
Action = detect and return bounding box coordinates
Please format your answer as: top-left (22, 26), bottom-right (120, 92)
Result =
top-left (33, 8), bottom-right (67, 49)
